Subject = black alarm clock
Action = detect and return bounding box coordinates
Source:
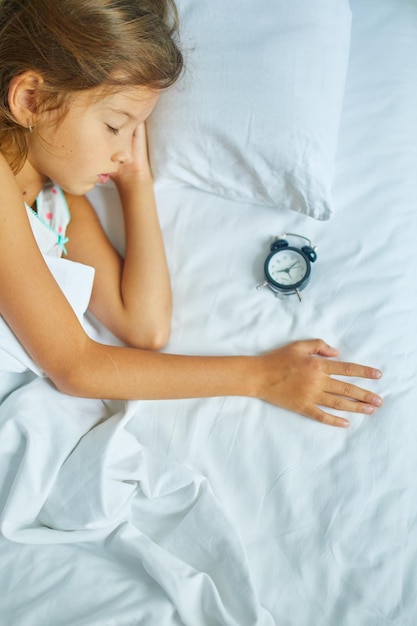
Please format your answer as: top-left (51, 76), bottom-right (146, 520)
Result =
top-left (257, 234), bottom-right (317, 301)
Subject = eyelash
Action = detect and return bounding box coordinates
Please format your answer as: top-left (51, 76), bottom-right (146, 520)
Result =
top-left (107, 125), bottom-right (120, 136)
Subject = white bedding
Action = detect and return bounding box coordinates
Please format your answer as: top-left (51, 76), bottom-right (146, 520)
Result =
top-left (1, 1), bottom-right (417, 625)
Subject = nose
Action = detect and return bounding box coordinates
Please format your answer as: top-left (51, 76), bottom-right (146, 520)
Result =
top-left (112, 146), bottom-right (133, 166)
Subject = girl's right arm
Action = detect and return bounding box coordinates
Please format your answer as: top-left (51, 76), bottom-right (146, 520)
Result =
top-left (0, 155), bottom-right (382, 428)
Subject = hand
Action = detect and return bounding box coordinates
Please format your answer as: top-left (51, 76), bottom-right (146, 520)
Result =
top-left (111, 122), bottom-right (152, 186)
top-left (256, 339), bottom-right (383, 428)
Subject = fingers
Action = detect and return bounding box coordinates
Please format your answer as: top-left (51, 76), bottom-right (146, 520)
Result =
top-left (266, 339), bottom-right (383, 428)
top-left (132, 122), bottom-right (148, 154)
top-left (315, 358), bottom-right (382, 426)
top-left (308, 398), bottom-right (376, 428)
top-left (295, 340), bottom-right (382, 382)
top-left (309, 406), bottom-right (351, 429)
top-left (133, 121), bottom-right (147, 142)
top-left (295, 341), bottom-right (383, 428)
top-left (324, 377), bottom-right (383, 408)
top-left (323, 358), bottom-right (382, 381)
top-left (307, 378), bottom-right (383, 429)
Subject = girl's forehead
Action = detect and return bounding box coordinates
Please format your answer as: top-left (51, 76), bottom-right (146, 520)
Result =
top-left (72, 85), bottom-right (159, 118)
top-left (92, 86), bottom-right (159, 111)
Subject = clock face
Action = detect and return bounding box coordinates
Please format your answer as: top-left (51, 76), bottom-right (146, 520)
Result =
top-left (265, 248), bottom-right (309, 289)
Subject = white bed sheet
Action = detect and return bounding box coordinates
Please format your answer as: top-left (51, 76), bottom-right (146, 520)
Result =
top-left (0, 0), bottom-right (416, 625)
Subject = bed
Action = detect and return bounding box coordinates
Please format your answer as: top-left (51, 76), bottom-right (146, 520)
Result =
top-left (1, 0), bottom-right (416, 624)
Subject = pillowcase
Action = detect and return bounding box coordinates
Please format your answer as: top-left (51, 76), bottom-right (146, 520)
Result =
top-left (148, 0), bottom-right (352, 220)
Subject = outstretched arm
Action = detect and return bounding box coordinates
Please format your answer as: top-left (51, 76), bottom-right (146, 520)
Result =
top-left (52, 337), bottom-right (382, 429)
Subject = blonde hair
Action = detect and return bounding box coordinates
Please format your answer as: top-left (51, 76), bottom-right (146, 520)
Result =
top-left (0, 0), bottom-right (183, 171)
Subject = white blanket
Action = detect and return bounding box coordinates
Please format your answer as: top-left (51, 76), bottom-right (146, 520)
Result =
top-left (0, 257), bottom-right (274, 625)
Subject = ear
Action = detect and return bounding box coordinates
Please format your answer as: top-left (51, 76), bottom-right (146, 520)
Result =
top-left (8, 71), bottom-right (44, 128)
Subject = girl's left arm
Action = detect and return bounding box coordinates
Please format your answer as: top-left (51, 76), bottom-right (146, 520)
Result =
top-left (65, 122), bottom-right (172, 349)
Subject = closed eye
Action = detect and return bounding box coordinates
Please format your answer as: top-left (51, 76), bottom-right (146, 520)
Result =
top-left (106, 125), bottom-right (120, 135)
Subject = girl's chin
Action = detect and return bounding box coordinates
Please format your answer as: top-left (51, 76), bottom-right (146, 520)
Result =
top-left (54, 179), bottom-right (97, 196)
top-left (49, 175), bottom-right (112, 195)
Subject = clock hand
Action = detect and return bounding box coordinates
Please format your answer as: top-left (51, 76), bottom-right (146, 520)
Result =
top-left (277, 261), bottom-right (301, 275)
top-left (278, 265), bottom-right (300, 275)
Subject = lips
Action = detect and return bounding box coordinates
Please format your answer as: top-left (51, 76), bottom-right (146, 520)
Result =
top-left (97, 174), bottom-right (111, 184)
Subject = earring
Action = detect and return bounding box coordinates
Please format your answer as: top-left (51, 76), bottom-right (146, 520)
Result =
top-left (27, 123), bottom-right (33, 134)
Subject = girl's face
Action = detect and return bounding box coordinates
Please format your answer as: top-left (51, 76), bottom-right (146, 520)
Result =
top-left (27, 86), bottom-right (159, 195)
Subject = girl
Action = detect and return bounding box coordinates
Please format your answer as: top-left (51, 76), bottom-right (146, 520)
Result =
top-left (0, 0), bottom-right (382, 428)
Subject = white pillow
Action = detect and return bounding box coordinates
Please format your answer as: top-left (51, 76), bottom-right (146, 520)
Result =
top-left (148, 0), bottom-right (352, 220)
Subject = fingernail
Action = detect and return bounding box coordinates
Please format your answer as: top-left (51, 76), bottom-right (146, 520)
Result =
top-left (372, 370), bottom-right (382, 379)
top-left (340, 419), bottom-right (350, 428)
top-left (373, 396), bottom-right (383, 407)
top-left (364, 405), bottom-right (374, 414)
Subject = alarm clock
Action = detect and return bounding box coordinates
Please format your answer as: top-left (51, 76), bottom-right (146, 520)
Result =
top-left (257, 233), bottom-right (317, 301)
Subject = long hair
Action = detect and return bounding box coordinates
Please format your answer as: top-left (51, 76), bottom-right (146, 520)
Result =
top-left (0, 0), bottom-right (183, 171)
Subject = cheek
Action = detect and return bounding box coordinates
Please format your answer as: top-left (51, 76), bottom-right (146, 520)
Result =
top-left (41, 115), bottom-right (91, 156)
top-left (31, 128), bottom-right (71, 160)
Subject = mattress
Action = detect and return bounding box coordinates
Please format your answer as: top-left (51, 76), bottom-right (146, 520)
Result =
top-left (0, 1), bottom-right (416, 625)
